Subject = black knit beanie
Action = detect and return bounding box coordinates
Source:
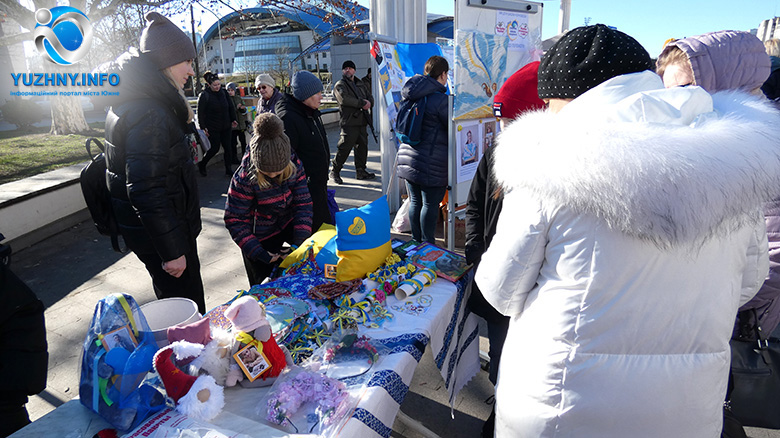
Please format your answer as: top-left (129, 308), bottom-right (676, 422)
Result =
top-left (538, 24), bottom-right (653, 99)
top-left (140, 12), bottom-right (197, 70)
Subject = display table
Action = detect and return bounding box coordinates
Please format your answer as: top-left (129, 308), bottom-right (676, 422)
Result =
top-left (11, 276), bottom-right (479, 438)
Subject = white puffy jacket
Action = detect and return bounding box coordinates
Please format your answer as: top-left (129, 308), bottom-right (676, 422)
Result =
top-left (475, 71), bottom-right (780, 438)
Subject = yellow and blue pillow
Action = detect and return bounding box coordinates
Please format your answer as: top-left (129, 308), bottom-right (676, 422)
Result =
top-left (335, 195), bottom-right (392, 281)
top-left (279, 224), bottom-right (336, 269)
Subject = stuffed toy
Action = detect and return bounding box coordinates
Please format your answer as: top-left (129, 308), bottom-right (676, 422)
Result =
top-left (153, 341), bottom-right (225, 421)
top-left (167, 317), bottom-right (233, 386)
top-left (223, 296), bottom-right (293, 388)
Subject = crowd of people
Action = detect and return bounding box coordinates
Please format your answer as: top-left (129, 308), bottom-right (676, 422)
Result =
top-left (83, 9), bottom-right (780, 438)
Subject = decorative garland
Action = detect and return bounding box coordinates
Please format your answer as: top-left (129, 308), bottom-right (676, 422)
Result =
top-left (266, 370), bottom-right (349, 432)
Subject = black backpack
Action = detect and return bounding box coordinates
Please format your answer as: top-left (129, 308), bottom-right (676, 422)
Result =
top-left (395, 95), bottom-right (427, 146)
top-left (80, 138), bottom-right (124, 252)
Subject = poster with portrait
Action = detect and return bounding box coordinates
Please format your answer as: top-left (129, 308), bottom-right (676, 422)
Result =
top-left (482, 119), bottom-right (496, 154)
top-left (457, 121), bottom-right (481, 183)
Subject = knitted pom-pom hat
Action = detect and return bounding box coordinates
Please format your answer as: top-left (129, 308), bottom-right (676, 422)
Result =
top-left (249, 113), bottom-right (291, 173)
top-left (538, 24), bottom-right (653, 100)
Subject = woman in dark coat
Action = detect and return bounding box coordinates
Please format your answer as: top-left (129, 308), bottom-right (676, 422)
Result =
top-left (197, 71), bottom-right (238, 176)
top-left (396, 56), bottom-right (450, 243)
top-left (104, 12), bottom-right (206, 314)
top-left (275, 70), bottom-right (332, 232)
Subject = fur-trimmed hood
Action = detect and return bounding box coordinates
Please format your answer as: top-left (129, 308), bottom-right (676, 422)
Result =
top-left (494, 71), bottom-right (780, 247)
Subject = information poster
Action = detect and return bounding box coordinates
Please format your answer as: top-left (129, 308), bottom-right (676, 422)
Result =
top-left (455, 117), bottom-right (499, 183)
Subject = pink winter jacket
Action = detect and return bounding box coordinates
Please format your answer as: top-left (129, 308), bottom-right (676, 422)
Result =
top-left (664, 30), bottom-right (771, 93)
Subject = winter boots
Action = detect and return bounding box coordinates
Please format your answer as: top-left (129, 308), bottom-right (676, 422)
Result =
top-left (356, 168), bottom-right (376, 180)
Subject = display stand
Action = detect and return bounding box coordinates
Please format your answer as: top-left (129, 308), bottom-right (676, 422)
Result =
top-left (446, 0), bottom-right (543, 250)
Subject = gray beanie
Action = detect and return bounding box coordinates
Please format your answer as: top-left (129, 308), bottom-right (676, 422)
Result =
top-left (140, 12), bottom-right (197, 70)
top-left (251, 113), bottom-right (291, 173)
top-left (291, 71), bottom-right (323, 101)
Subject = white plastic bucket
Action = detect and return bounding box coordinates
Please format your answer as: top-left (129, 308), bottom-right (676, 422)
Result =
top-left (140, 298), bottom-right (200, 348)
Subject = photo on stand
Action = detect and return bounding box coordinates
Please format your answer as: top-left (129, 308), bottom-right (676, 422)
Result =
top-left (235, 343), bottom-right (272, 381)
top-left (102, 325), bottom-right (138, 352)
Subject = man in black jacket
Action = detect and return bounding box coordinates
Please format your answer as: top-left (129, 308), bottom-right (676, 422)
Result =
top-left (331, 60), bottom-right (375, 184)
top-left (275, 70), bottom-right (332, 232)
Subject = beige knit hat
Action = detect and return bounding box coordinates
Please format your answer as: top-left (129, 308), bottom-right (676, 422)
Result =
top-left (251, 113), bottom-right (290, 173)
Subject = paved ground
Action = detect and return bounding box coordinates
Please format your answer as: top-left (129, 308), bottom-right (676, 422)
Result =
top-left (9, 123), bottom-right (494, 438)
top-left (8, 121), bottom-right (779, 437)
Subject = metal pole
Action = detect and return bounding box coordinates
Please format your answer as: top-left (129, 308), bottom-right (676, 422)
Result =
top-left (559, 0), bottom-right (571, 34)
top-left (190, 5), bottom-right (201, 95)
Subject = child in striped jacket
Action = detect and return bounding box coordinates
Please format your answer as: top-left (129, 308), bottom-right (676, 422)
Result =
top-left (224, 113), bottom-right (313, 285)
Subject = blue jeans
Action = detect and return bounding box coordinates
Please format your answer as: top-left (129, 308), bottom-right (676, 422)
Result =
top-left (405, 181), bottom-right (446, 244)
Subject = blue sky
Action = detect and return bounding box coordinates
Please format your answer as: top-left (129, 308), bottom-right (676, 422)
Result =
top-left (184, 0), bottom-right (780, 58)
top-left (410, 0), bottom-right (780, 57)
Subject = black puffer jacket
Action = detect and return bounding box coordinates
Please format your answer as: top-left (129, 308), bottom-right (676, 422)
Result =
top-left (275, 93), bottom-right (330, 184)
top-left (197, 86), bottom-right (236, 132)
top-left (104, 50), bottom-right (201, 260)
top-left (396, 74), bottom-right (449, 187)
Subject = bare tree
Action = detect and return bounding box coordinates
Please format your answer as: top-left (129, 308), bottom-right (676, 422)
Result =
top-left (0, 0), bottom-right (363, 134)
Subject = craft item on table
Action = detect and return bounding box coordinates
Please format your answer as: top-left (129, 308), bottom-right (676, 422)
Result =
top-left (394, 268), bottom-right (437, 300)
top-left (287, 339), bottom-right (315, 364)
top-left (79, 293), bottom-right (165, 432)
top-left (166, 317), bottom-right (234, 386)
top-left (308, 278), bottom-right (363, 300)
top-left (278, 223), bottom-right (336, 270)
top-left (391, 293), bottom-right (433, 316)
top-left (204, 304), bottom-right (232, 331)
top-left (258, 273), bottom-right (331, 300)
top-left (391, 238), bottom-right (423, 258)
top-left (280, 245), bottom-right (321, 277)
top-left (264, 369), bottom-right (350, 434)
top-left (246, 285), bottom-right (293, 300)
top-left (408, 242), bottom-right (472, 282)
top-left (223, 296), bottom-right (293, 388)
top-left (264, 297), bottom-right (312, 345)
top-left (153, 341), bottom-right (225, 422)
top-left (370, 305), bottom-right (394, 327)
top-left (321, 333), bottom-right (380, 380)
top-left (334, 295), bottom-right (372, 326)
top-left (335, 195), bottom-right (393, 281)
top-left (327, 307), bottom-right (360, 332)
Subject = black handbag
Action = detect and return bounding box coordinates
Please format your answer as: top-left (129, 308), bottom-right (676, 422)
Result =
top-left (729, 309), bottom-right (780, 429)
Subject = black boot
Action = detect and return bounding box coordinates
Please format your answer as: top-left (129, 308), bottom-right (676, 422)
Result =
top-left (198, 161), bottom-right (207, 177)
top-left (330, 163), bottom-right (343, 184)
top-left (356, 168), bottom-right (375, 180)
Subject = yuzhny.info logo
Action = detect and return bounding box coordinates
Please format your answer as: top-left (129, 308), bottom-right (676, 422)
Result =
top-left (33, 6), bottom-right (93, 66)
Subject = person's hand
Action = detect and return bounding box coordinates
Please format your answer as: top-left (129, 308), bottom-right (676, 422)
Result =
top-left (362, 100), bottom-right (371, 110)
top-left (204, 128), bottom-right (209, 137)
top-left (232, 121), bottom-right (238, 129)
top-left (163, 255), bottom-right (187, 278)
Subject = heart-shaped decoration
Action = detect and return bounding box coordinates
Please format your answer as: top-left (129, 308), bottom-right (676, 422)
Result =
top-left (348, 217), bottom-right (366, 235)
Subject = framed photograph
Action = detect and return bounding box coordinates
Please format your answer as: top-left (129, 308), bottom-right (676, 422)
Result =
top-left (324, 264), bottom-right (338, 279)
top-left (409, 242), bottom-right (472, 282)
top-left (102, 325), bottom-right (138, 352)
top-left (234, 343), bottom-right (272, 381)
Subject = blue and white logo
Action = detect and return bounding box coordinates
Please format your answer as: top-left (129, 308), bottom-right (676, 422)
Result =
top-left (33, 7), bottom-right (93, 65)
